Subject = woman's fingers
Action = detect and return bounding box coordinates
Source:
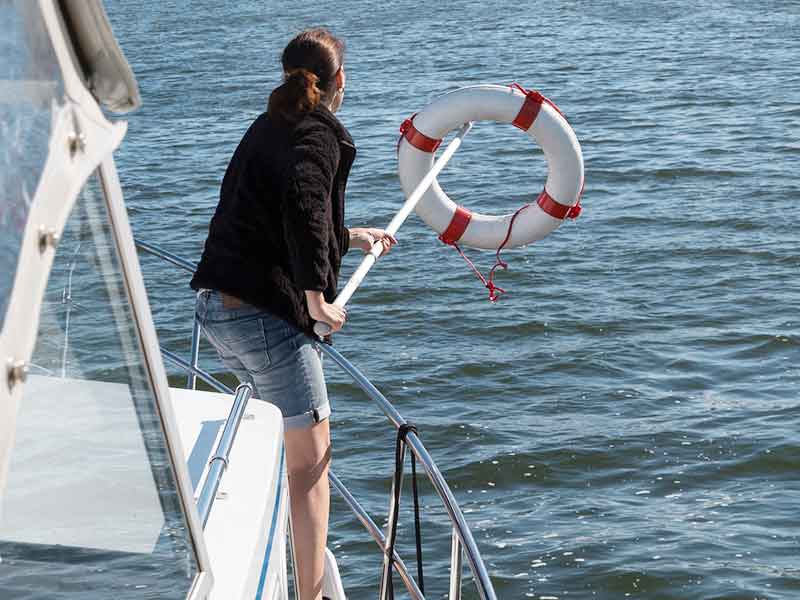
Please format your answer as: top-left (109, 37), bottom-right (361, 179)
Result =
top-left (312, 301), bottom-right (346, 333)
top-left (334, 305), bottom-right (347, 323)
top-left (326, 304), bottom-right (346, 332)
top-left (377, 230), bottom-right (396, 243)
top-left (353, 227), bottom-right (398, 255)
top-left (382, 231), bottom-right (396, 254)
top-left (369, 229), bottom-right (397, 255)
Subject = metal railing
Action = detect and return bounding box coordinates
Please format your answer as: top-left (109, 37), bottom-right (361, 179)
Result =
top-left (196, 382), bottom-right (252, 528)
top-left (319, 343), bottom-right (496, 600)
top-left (134, 238), bottom-right (497, 600)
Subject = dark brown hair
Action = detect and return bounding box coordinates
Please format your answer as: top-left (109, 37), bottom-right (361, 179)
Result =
top-left (267, 28), bottom-right (345, 122)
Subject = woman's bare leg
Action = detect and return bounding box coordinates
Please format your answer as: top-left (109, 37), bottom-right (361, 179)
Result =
top-left (285, 418), bottom-right (331, 600)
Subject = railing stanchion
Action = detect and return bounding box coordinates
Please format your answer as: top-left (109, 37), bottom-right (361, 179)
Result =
top-left (328, 471), bottom-right (425, 600)
top-left (449, 527), bottom-right (463, 600)
top-left (287, 512), bottom-right (301, 600)
top-left (379, 441), bottom-right (407, 600)
top-left (196, 382), bottom-right (252, 527)
top-left (187, 315), bottom-right (201, 389)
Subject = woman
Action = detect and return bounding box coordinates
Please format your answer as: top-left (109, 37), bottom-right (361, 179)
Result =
top-left (190, 28), bottom-right (395, 600)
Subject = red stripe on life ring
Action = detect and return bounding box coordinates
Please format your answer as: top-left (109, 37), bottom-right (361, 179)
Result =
top-left (512, 91), bottom-right (544, 131)
top-left (399, 116), bottom-right (442, 153)
top-left (439, 205), bottom-right (473, 245)
top-left (537, 190), bottom-right (581, 220)
top-left (510, 83), bottom-right (565, 131)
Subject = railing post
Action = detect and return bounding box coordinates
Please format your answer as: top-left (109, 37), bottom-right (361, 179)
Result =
top-left (449, 528), bottom-right (463, 600)
top-left (379, 441), bottom-right (406, 600)
top-left (187, 315), bottom-right (201, 389)
top-left (196, 382), bottom-right (252, 527)
top-left (288, 512), bottom-right (301, 600)
top-left (328, 471), bottom-right (425, 600)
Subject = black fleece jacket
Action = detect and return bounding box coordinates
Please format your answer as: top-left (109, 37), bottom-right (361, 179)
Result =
top-left (190, 105), bottom-right (356, 335)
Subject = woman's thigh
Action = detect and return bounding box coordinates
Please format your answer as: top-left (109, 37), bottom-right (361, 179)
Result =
top-left (253, 315), bottom-right (330, 429)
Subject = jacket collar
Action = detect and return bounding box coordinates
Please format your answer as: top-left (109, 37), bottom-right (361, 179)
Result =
top-left (309, 104), bottom-right (354, 146)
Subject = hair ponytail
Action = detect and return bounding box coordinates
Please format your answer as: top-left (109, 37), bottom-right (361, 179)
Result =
top-left (268, 68), bottom-right (322, 122)
top-left (267, 28), bottom-right (345, 123)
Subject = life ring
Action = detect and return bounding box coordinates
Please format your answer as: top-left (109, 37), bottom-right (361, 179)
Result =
top-left (397, 84), bottom-right (584, 250)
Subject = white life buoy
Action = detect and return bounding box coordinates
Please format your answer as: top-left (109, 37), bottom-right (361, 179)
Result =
top-left (397, 84), bottom-right (584, 250)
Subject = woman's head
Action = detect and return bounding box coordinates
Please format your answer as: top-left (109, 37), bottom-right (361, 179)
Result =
top-left (268, 28), bottom-right (346, 122)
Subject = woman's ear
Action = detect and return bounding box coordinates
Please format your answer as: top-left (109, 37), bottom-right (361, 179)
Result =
top-left (335, 66), bottom-right (346, 91)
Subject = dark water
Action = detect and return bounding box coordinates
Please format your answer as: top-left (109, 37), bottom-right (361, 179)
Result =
top-left (104, 1), bottom-right (800, 598)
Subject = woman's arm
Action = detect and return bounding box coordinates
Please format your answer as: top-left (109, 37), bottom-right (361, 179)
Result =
top-left (282, 126), bottom-right (340, 291)
top-left (281, 124), bottom-right (344, 330)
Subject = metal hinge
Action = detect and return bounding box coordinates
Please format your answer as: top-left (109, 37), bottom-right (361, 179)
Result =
top-left (6, 359), bottom-right (28, 391)
top-left (38, 226), bottom-right (60, 253)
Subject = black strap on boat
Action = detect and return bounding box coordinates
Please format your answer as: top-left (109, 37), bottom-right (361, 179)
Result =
top-left (385, 423), bottom-right (425, 599)
top-left (409, 429), bottom-right (425, 595)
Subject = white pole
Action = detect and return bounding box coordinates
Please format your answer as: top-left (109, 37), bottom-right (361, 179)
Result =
top-left (314, 121), bottom-right (473, 337)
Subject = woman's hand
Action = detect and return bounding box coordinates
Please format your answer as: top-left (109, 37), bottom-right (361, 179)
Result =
top-left (349, 227), bottom-right (397, 256)
top-left (305, 290), bottom-right (346, 332)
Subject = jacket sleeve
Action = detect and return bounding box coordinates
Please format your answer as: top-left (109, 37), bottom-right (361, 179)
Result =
top-left (281, 124), bottom-right (341, 291)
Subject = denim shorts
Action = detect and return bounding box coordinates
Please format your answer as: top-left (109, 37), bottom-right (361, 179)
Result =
top-left (195, 289), bottom-right (330, 430)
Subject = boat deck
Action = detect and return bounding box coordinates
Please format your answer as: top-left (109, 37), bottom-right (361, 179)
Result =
top-left (1, 377), bottom-right (288, 599)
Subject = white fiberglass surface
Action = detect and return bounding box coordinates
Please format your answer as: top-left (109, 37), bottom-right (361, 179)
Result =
top-left (0, 1), bottom-right (65, 333)
top-left (0, 172), bottom-right (198, 599)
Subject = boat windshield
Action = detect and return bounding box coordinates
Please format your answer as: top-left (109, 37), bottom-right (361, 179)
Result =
top-left (0, 172), bottom-right (199, 596)
top-left (0, 1), bottom-right (65, 332)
